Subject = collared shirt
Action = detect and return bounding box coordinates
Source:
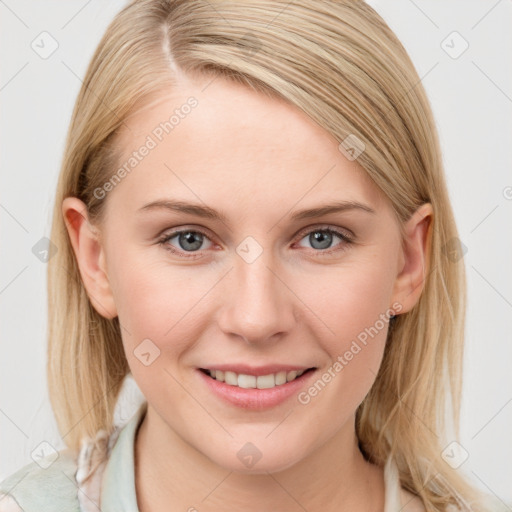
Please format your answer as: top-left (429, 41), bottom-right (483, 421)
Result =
top-left (0, 400), bottom-right (495, 512)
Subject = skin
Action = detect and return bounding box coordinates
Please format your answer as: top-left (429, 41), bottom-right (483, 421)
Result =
top-left (63, 71), bottom-right (431, 512)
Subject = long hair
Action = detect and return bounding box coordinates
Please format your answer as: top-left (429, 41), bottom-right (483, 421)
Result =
top-left (47, 1), bottom-right (493, 510)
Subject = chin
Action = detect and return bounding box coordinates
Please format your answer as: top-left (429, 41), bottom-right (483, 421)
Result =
top-left (206, 438), bottom-right (308, 475)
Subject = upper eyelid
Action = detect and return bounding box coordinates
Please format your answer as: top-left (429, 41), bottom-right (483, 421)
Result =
top-left (295, 224), bottom-right (354, 240)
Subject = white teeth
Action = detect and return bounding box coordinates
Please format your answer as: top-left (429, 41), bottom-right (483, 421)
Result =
top-left (206, 369), bottom-right (310, 388)
top-left (256, 374), bottom-right (275, 389)
top-left (224, 371), bottom-right (238, 386)
top-left (238, 374), bottom-right (257, 389)
top-left (286, 370), bottom-right (297, 382)
top-left (275, 371), bottom-right (287, 385)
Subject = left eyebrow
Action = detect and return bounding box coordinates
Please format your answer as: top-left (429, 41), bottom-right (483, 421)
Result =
top-left (137, 198), bottom-right (376, 223)
top-left (289, 200), bottom-right (376, 220)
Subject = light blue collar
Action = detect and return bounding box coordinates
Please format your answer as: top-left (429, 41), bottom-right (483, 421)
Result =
top-left (100, 400), bottom-right (148, 512)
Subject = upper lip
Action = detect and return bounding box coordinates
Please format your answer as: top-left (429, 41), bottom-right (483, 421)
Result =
top-left (199, 364), bottom-right (316, 376)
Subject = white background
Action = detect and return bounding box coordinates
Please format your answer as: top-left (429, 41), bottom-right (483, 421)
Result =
top-left (1, 0), bottom-right (511, 505)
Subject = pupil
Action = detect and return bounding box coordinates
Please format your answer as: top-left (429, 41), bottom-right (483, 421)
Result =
top-left (180, 231), bottom-right (202, 251)
top-left (311, 231), bottom-right (332, 250)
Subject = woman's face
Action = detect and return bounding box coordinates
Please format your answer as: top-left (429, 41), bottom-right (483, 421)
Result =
top-left (77, 72), bottom-right (419, 473)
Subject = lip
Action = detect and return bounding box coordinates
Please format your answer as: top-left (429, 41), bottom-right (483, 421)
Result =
top-left (197, 366), bottom-right (317, 410)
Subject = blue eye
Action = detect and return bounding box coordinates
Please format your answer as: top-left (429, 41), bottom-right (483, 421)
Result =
top-left (158, 229), bottom-right (213, 258)
top-left (157, 225), bottom-right (354, 259)
top-left (295, 227), bottom-right (353, 255)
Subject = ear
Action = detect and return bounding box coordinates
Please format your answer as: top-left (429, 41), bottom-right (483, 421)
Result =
top-left (62, 197), bottom-right (117, 319)
top-left (390, 202), bottom-right (433, 315)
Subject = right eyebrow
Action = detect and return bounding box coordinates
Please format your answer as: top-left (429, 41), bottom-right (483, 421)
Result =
top-left (138, 199), bottom-right (229, 223)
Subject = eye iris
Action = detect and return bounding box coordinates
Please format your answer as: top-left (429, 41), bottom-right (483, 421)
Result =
top-left (179, 231), bottom-right (203, 251)
top-left (310, 230), bottom-right (333, 250)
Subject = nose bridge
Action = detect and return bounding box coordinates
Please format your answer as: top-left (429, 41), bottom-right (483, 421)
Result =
top-left (217, 236), bottom-right (295, 343)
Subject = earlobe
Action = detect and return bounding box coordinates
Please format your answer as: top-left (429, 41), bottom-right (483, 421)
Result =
top-left (391, 203), bottom-right (433, 315)
top-left (62, 197), bottom-right (118, 319)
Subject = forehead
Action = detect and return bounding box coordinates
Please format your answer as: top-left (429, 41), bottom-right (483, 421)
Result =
top-left (107, 73), bottom-right (386, 217)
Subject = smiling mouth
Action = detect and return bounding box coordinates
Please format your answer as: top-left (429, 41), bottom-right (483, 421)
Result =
top-left (199, 368), bottom-right (316, 389)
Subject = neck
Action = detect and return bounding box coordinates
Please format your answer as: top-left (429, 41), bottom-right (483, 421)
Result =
top-left (134, 405), bottom-right (384, 512)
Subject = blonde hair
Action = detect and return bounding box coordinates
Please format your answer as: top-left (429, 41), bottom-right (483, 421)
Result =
top-left (47, 1), bottom-right (495, 510)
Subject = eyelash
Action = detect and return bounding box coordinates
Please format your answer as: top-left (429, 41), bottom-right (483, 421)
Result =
top-left (157, 225), bottom-right (354, 260)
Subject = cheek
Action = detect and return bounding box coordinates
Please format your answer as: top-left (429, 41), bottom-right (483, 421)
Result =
top-left (302, 256), bottom-right (395, 345)
top-left (108, 255), bottom-right (215, 359)
top-left (109, 265), bottom-right (199, 400)
top-left (295, 257), bottom-right (395, 402)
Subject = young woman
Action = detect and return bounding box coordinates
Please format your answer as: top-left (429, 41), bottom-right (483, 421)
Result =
top-left (0, 1), bottom-right (507, 511)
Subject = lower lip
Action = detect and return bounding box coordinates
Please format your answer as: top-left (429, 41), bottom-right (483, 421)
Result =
top-left (197, 369), bottom-right (317, 410)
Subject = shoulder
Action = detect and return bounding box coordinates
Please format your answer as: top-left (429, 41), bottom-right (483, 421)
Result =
top-left (0, 449), bottom-right (80, 512)
top-left (0, 402), bottom-right (144, 512)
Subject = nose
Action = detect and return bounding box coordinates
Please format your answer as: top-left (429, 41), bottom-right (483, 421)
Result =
top-left (216, 247), bottom-right (296, 345)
